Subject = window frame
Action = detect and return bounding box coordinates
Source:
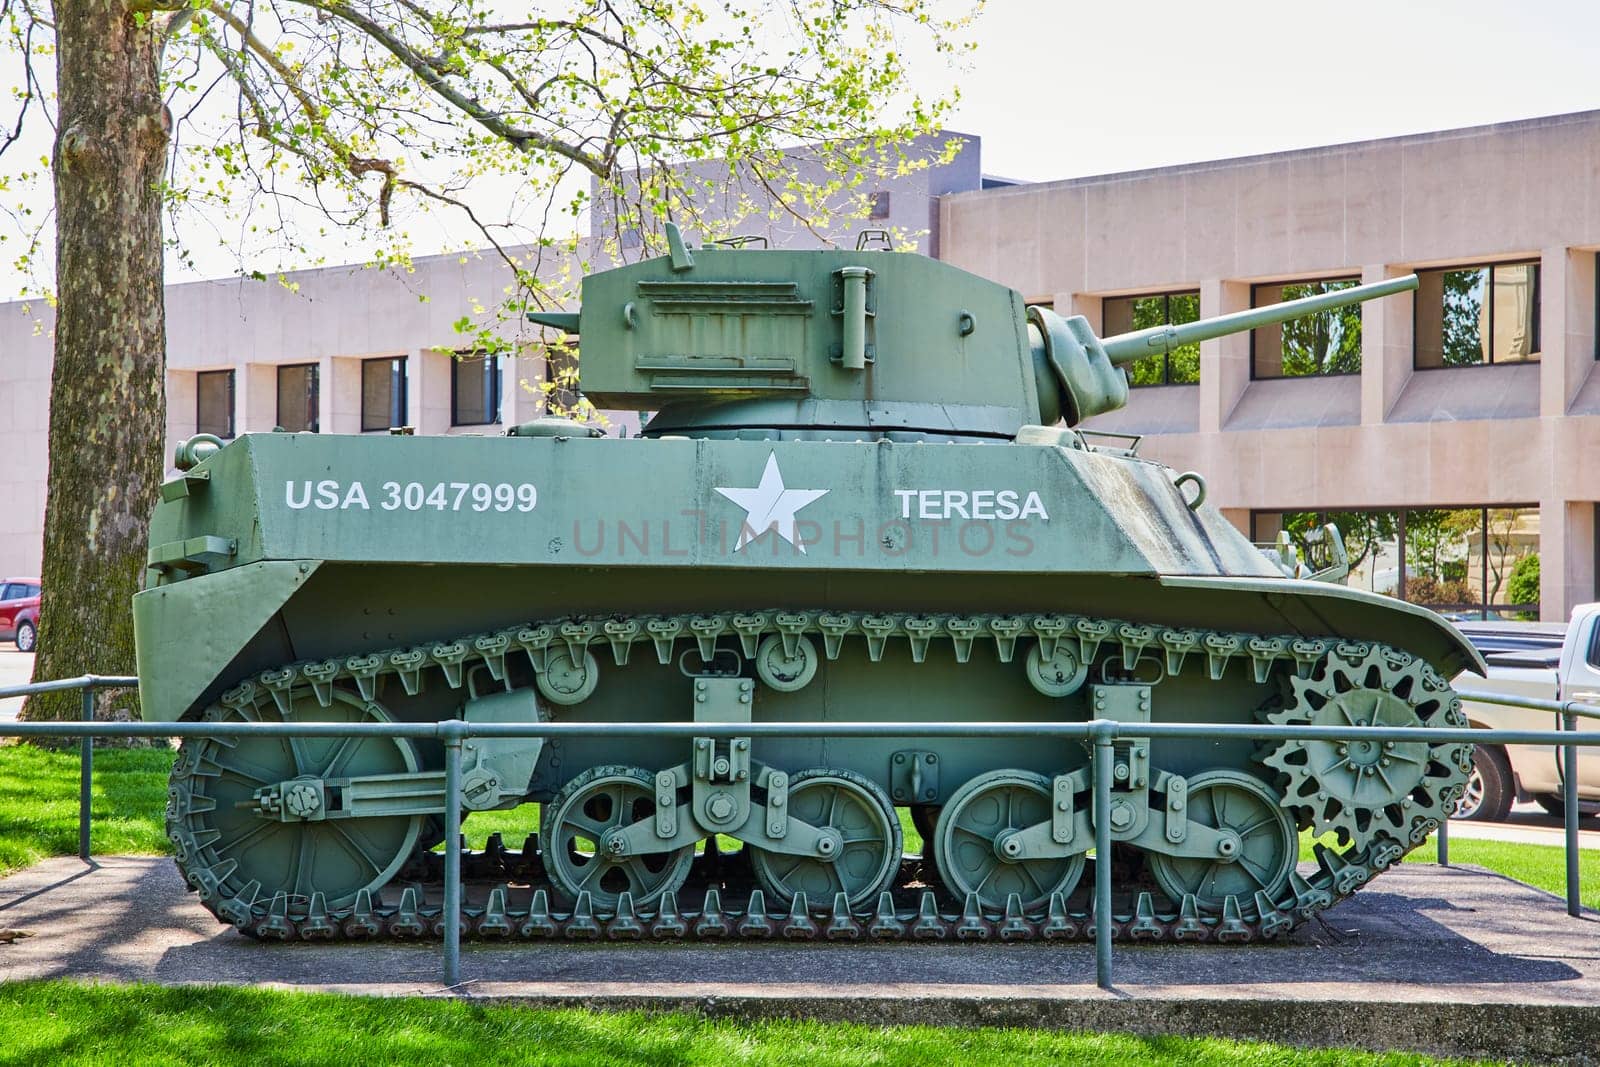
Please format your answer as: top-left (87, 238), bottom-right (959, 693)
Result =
top-left (360, 355), bottom-right (408, 433)
top-left (1102, 289), bottom-right (1202, 388)
top-left (450, 351), bottom-right (501, 427)
top-left (1247, 276), bottom-right (1364, 381)
top-left (275, 362), bottom-right (320, 433)
top-left (195, 369), bottom-right (236, 439)
top-left (1412, 259), bottom-right (1542, 371)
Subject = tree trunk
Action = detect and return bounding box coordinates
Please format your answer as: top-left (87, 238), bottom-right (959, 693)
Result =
top-left (22, 0), bottom-right (167, 723)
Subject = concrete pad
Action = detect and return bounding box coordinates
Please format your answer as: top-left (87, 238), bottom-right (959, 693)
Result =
top-left (2, 856), bottom-right (1599, 1061)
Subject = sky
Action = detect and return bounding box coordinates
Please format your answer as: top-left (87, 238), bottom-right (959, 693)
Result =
top-left (947, 0), bottom-right (1600, 182)
top-left (4, 0), bottom-right (1600, 296)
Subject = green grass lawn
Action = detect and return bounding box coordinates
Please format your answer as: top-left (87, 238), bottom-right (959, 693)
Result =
top-left (0, 982), bottom-right (1484, 1066)
top-left (1, 742), bottom-right (1594, 911)
top-left (0, 744), bottom-right (175, 875)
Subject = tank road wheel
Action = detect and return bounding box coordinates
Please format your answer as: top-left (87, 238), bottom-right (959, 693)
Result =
top-left (541, 766), bottom-right (693, 910)
top-left (932, 770), bottom-right (1087, 911)
top-left (1263, 646), bottom-right (1468, 849)
top-left (748, 769), bottom-right (901, 908)
top-left (168, 689), bottom-right (422, 912)
top-left (1146, 770), bottom-right (1296, 914)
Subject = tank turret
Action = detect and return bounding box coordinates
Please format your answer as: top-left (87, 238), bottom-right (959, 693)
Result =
top-left (530, 222), bottom-right (1417, 436)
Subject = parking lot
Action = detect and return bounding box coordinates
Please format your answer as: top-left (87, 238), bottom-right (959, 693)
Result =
top-left (0, 649), bottom-right (30, 721)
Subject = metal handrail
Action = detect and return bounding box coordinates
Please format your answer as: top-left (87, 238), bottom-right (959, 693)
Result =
top-left (0, 673), bottom-right (1591, 993)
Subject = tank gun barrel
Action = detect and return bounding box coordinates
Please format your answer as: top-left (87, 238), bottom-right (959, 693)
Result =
top-left (1098, 274), bottom-right (1418, 366)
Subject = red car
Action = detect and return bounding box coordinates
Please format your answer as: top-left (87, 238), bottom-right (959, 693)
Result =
top-left (0, 578), bottom-right (40, 652)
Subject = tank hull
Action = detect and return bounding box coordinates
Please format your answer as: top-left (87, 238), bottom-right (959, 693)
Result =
top-left (135, 431), bottom-right (1478, 722)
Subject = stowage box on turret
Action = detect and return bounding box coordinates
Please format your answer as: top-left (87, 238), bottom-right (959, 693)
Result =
top-left (138, 225), bottom-right (1481, 943)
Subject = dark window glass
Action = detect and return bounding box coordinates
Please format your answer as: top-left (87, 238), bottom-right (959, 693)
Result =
top-left (276, 363), bottom-right (319, 433)
top-left (361, 356), bottom-right (407, 432)
top-left (1250, 278), bottom-right (1362, 378)
top-left (1415, 262), bottom-right (1540, 368)
top-left (196, 370), bottom-right (235, 439)
top-left (543, 343), bottom-right (580, 415)
top-left (868, 191), bottom-right (891, 220)
top-left (1101, 291), bottom-right (1200, 386)
top-left (452, 353), bottom-right (500, 426)
top-left (0, 584), bottom-right (19, 601)
top-left (1251, 506), bottom-right (1540, 620)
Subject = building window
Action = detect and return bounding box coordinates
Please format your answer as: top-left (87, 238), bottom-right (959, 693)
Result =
top-left (361, 356), bottom-right (407, 432)
top-left (543, 343), bottom-right (581, 415)
top-left (196, 369), bottom-right (235, 439)
top-left (1101, 291), bottom-right (1200, 386)
top-left (1250, 277), bottom-right (1362, 378)
top-left (1415, 261), bottom-right (1540, 368)
top-left (276, 363), bottom-right (319, 433)
top-left (868, 191), bottom-right (891, 220)
top-left (452, 352), bottom-right (500, 426)
top-left (1251, 506), bottom-right (1541, 620)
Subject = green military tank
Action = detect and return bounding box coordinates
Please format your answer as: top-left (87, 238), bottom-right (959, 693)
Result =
top-left (138, 225), bottom-right (1481, 942)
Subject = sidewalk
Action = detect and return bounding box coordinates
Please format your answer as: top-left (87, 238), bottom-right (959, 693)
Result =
top-left (1, 855), bottom-right (1597, 1062)
top-left (1446, 803), bottom-right (1600, 849)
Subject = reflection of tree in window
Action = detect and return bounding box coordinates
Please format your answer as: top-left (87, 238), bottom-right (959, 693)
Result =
top-left (1105, 292), bottom-right (1199, 386)
top-left (1483, 507), bottom-right (1532, 606)
top-left (1284, 510), bottom-right (1395, 574)
top-left (1409, 509), bottom-right (1476, 607)
top-left (1419, 263), bottom-right (1540, 367)
top-left (1262, 506), bottom-right (1537, 619)
top-left (1440, 269), bottom-right (1486, 366)
top-left (1274, 280), bottom-right (1361, 376)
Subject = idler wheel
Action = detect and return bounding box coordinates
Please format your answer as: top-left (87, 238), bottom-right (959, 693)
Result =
top-left (748, 768), bottom-right (900, 908)
top-left (169, 689), bottom-right (422, 911)
top-left (1146, 770), bottom-right (1295, 914)
top-left (932, 769), bottom-right (1086, 911)
top-left (541, 765), bottom-right (693, 910)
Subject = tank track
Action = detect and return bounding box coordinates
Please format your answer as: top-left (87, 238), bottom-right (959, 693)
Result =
top-left (167, 609), bottom-right (1472, 945)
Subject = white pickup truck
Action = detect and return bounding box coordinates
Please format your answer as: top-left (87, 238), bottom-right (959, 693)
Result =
top-left (1452, 605), bottom-right (1600, 822)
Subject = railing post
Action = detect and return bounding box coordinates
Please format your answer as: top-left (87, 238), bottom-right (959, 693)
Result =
top-left (1565, 709), bottom-right (1581, 917)
top-left (1092, 725), bottom-right (1115, 990)
top-left (79, 682), bottom-right (94, 862)
top-left (1437, 811), bottom-right (1449, 867)
top-left (442, 721), bottom-right (465, 988)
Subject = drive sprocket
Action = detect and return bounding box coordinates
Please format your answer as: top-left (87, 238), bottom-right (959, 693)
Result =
top-left (1261, 646), bottom-right (1470, 851)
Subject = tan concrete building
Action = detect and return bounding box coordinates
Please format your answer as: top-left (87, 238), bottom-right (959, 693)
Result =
top-left (3, 114), bottom-right (1597, 621)
top-left (939, 110), bottom-right (1600, 622)
top-left (0, 248), bottom-right (618, 580)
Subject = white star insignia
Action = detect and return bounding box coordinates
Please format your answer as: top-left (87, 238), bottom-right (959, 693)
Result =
top-left (713, 452), bottom-right (829, 554)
